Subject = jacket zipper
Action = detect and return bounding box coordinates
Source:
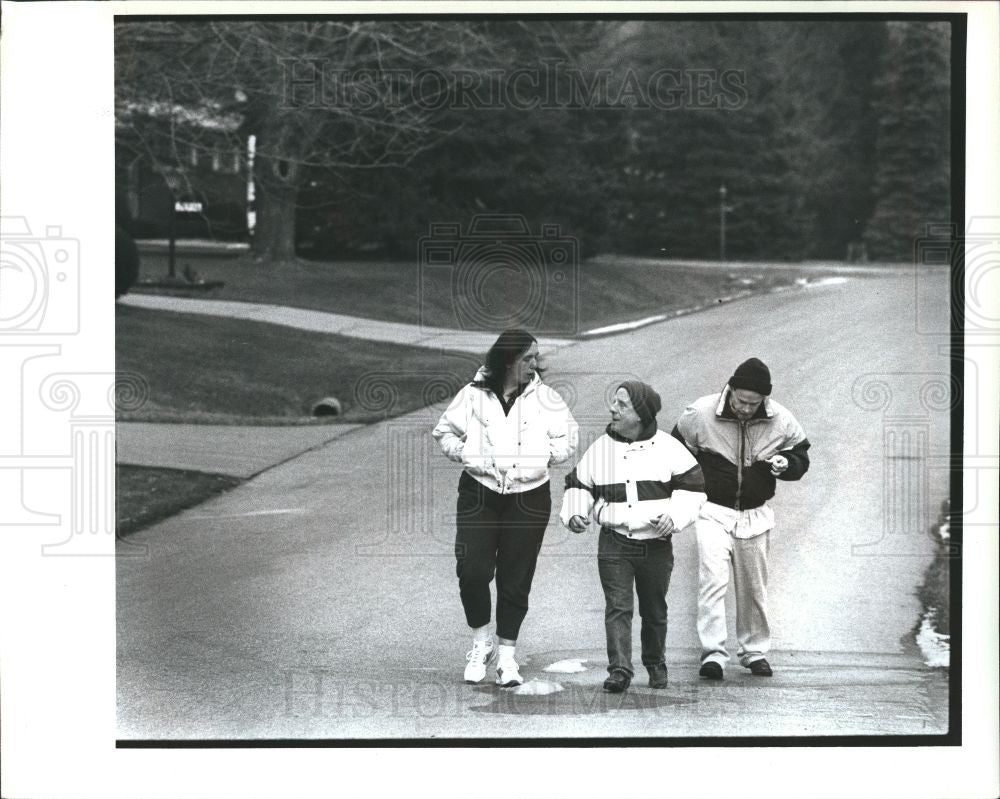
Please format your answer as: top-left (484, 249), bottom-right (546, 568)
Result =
top-left (735, 421), bottom-right (746, 511)
top-left (495, 386), bottom-right (531, 494)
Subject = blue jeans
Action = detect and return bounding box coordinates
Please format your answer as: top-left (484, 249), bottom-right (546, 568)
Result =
top-left (597, 527), bottom-right (674, 677)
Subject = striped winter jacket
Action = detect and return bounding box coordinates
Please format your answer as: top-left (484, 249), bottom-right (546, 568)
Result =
top-left (559, 426), bottom-right (707, 541)
top-left (671, 387), bottom-right (811, 512)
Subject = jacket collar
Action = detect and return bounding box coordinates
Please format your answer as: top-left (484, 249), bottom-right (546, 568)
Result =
top-left (606, 419), bottom-right (658, 443)
top-left (715, 385), bottom-right (773, 421)
top-left (471, 367), bottom-right (541, 399)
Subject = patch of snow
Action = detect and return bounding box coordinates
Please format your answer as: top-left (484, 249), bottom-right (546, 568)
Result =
top-left (543, 658), bottom-right (589, 674)
top-left (512, 679), bottom-right (564, 696)
top-left (801, 276), bottom-right (850, 288)
top-left (583, 315), bottom-right (666, 336)
top-left (916, 608), bottom-right (950, 668)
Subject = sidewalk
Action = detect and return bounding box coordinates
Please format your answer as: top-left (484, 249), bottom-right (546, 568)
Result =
top-left (117, 294), bottom-right (578, 476)
top-left (118, 294), bottom-right (576, 355)
top-left (116, 422), bottom-right (365, 478)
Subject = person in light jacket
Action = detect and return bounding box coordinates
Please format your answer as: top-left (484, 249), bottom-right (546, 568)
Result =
top-left (433, 329), bottom-right (578, 687)
top-left (560, 380), bottom-right (706, 693)
top-left (672, 357), bottom-right (811, 680)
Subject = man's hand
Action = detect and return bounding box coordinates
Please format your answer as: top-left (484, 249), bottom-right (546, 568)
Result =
top-left (568, 515), bottom-right (590, 534)
top-left (650, 514), bottom-right (676, 537)
top-left (767, 455), bottom-right (789, 476)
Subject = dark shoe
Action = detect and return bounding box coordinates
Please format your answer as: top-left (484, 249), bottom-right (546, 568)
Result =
top-left (747, 658), bottom-right (773, 676)
top-left (698, 661), bottom-right (724, 680)
top-left (647, 663), bottom-right (669, 689)
top-left (603, 669), bottom-right (631, 693)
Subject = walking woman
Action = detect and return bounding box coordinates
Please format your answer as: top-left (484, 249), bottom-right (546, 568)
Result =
top-left (433, 329), bottom-right (578, 686)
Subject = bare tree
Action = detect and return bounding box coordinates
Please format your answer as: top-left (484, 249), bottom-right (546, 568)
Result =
top-left (115, 20), bottom-right (543, 261)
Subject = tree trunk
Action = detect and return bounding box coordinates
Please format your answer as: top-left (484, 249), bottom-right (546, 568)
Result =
top-left (251, 154), bottom-right (300, 262)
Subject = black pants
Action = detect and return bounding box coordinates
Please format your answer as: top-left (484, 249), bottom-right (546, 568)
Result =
top-left (454, 471), bottom-right (551, 641)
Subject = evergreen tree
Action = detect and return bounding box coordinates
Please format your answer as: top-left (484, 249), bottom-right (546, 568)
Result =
top-left (179, 19), bottom-right (950, 264)
top-left (863, 21), bottom-right (951, 261)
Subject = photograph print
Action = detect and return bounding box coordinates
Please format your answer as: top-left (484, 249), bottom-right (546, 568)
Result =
top-left (111, 10), bottom-right (965, 746)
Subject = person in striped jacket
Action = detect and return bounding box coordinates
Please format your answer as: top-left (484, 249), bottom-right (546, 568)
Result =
top-left (560, 380), bottom-right (706, 693)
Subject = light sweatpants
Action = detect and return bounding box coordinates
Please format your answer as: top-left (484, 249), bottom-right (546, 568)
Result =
top-left (696, 515), bottom-right (770, 668)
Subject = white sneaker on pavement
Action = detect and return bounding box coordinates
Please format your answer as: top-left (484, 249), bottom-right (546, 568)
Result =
top-left (495, 658), bottom-right (524, 688)
top-left (464, 639), bottom-right (496, 683)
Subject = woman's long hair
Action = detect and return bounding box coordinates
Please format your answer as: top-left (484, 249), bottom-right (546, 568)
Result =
top-left (472, 328), bottom-right (543, 396)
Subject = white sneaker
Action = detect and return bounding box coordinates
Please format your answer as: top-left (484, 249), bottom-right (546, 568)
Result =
top-left (464, 639), bottom-right (496, 683)
top-left (495, 658), bottom-right (524, 688)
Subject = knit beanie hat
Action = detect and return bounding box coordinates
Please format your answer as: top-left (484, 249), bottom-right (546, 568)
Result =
top-left (729, 358), bottom-right (772, 396)
top-left (618, 380), bottom-right (662, 428)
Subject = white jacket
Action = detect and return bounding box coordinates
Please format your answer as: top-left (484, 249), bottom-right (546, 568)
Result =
top-left (433, 370), bottom-right (578, 494)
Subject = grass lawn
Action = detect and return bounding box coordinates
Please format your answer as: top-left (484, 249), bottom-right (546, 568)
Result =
top-left (135, 251), bottom-right (848, 335)
top-left (116, 303), bottom-right (481, 423)
top-left (117, 465), bottom-right (242, 537)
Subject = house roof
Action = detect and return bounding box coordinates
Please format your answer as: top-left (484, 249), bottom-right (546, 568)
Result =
top-left (117, 100), bottom-right (242, 132)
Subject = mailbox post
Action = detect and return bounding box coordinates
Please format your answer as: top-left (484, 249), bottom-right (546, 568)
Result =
top-left (169, 199), bottom-right (204, 279)
top-left (168, 202), bottom-right (177, 278)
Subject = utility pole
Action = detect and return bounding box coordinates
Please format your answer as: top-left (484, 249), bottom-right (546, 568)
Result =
top-left (168, 203), bottom-right (177, 279)
top-left (719, 183), bottom-right (728, 261)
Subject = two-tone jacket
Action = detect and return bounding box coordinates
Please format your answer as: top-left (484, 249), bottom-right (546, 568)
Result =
top-left (671, 386), bottom-right (810, 516)
top-left (559, 426), bottom-right (706, 541)
top-left (433, 370), bottom-right (578, 495)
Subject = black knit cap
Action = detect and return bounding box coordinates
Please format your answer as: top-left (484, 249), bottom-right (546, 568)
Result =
top-left (618, 380), bottom-right (662, 428)
top-left (729, 358), bottom-right (772, 396)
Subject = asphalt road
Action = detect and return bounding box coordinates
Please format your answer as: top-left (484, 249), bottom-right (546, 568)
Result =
top-left (117, 267), bottom-right (951, 740)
